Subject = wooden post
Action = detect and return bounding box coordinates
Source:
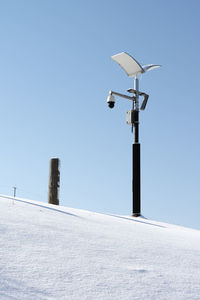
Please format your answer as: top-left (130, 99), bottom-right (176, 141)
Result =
top-left (48, 158), bottom-right (60, 205)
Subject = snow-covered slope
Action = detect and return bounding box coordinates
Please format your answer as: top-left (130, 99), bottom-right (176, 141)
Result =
top-left (1, 195), bottom-right (200, 300)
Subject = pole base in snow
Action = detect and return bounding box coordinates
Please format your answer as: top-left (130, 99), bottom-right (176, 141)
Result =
top-left (132, 213), bottom-right (141, 217)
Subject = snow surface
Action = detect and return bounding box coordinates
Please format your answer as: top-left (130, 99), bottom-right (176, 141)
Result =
top-left (0, 195), bottom-right (200, 300)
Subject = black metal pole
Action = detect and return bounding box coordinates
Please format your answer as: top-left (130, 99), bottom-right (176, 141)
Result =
top-left (132, 110), bottom-right (141, 217)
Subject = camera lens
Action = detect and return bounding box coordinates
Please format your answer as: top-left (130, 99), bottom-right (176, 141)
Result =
top-left (108, 102), bottom-right (114, 108)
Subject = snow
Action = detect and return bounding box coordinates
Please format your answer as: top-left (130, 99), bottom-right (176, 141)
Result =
top-left (0, 195), bottom-right (200, 300)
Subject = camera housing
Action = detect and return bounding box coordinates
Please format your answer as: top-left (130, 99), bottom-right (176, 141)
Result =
top-left (107, 94), bottom-right (115, 109)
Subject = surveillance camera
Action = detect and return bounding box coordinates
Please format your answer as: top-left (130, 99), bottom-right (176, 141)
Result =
top-left (107, 94), bottom-right (115, 109)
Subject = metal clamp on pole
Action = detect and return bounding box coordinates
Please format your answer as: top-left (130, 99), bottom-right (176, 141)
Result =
top-left (127, 88), bottom-right (149, 111)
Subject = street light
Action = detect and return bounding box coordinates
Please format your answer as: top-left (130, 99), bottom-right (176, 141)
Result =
top-left (107, 52), bottom-right (161, 217)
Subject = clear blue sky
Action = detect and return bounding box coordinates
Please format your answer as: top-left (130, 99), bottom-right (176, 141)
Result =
top-left (0, 0), bottom-right (200, 229)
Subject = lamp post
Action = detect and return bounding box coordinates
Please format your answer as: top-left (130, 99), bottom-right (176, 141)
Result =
top-left (107, 52), bottom-right (160, 217)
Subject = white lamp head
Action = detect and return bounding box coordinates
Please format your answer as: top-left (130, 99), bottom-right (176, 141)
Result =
top-left (111, 52), bottom-right (161, 78)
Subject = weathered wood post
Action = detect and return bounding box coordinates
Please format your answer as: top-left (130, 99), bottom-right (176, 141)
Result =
top-left (48, 158), bottom-right (60, 205)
